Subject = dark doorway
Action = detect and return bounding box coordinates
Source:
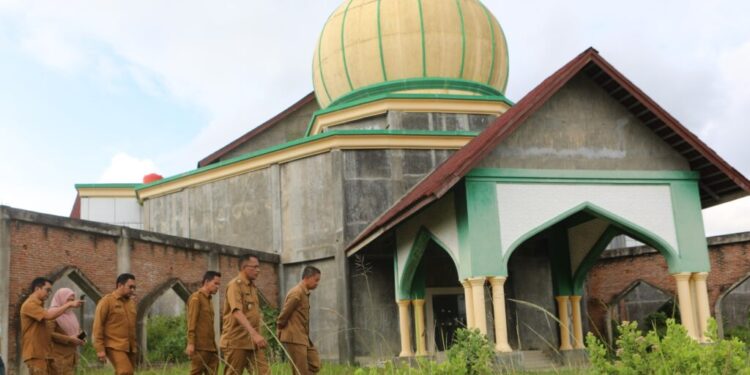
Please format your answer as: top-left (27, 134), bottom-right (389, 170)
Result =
top-left (432, 294), bottom-right (467, 351)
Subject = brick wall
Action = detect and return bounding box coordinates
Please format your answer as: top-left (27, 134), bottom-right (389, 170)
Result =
top-left (586, 232), bottom-right (750, 338)
top-left (0, 206), bottom-right (279, 374)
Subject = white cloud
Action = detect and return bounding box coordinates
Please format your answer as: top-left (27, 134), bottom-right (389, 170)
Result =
top-left (98, 152), bottom-right (159, 183)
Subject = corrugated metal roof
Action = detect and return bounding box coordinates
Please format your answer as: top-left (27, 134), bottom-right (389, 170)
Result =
top-left (346, 47), bottom-right (750, 254)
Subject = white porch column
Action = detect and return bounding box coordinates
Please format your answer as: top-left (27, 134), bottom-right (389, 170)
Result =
top-left (556, 296), bottom-right (572, 351)
top-left (468, 277), bottom-right (488, 335)
top-left (397, 300), bottom-right (414, 357)
top-left (570, 295), bottom-right (584, 349)
top-left (413, 299), bottom-right (428, 356)
top-left (692, 272), bottom-right (711, 342)
top-left (461, 279), bottom-right (475, 329)
top-left (673, 272), bottom-right (699, 340)
top-left (489, 276), bottom-right (512, 352)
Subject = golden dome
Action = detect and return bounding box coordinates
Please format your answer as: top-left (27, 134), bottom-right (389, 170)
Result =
top-left (313, 0), bottom-right (509, 109)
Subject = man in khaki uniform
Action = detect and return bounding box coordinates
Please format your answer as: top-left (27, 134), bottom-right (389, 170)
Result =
top-left (220, 255), bottom-right (269, 375)
top-left (277, 266), bottom-right (321, 375)
top-left (186, 271), bottom-right (222, 374)
top-left (21, 277), bottom-right (84, 374)
top-left (92, 273), bottom-right (137, 375)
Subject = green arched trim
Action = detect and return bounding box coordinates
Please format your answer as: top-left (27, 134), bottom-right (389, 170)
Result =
top-left (376, 0), bottom-right (387, 81)
top-left (455, 0), bottom-right (466, 79)
top-left (398, 226), bottom-right (460, 300)
top-left (501, 202), bottom-right (680, 272)
top-left (417, 0), bottom-right (427, 77)
top-left (326, 77), bottom-right (504, 108)
top-left (480, 3), bottom-right (496, 85)
top-left (340, 0), bottom-right (355, 91)
top-left (571, 226), bottom-right (620, 295)
top-left (316, 10), bottom-right (334, 104)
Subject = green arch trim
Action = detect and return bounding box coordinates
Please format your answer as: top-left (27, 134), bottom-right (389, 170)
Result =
top-left (341, 0), bottom-right (355, 91)
top-left (326, 77), bottom-right (504, 108)
top-left (480, 3), bottom-right (496, 85)
top-left (316, 9), bottom-right (334, 104)
top-left (376, 0), bottom-right (387, 81)
top-left (417, 0), bottom-right (427, 77)
top-left (570, 226), bottom-right (620, 295)
top-left (398, 226), bottom-right (460, 300)
top-left (501, 202), bottom-right (680, 271)
top-left (455, 0), bottom-right (466, 79)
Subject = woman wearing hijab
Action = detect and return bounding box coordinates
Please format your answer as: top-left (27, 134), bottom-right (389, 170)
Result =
top-left (47, 288), bottom-right (86, 375)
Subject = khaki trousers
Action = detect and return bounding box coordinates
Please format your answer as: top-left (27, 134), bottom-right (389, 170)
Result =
top-left (284, 343), bottom-right (321, 375)
top-left (190, 350), bottom-right (219, 375)
top-left (49, 353), bottom-right (76, 375)
top-left (222, 348), bottom-right (269, 375)
top-left (25, 359), bottom-right (52, 375)
top-left (105, 349), bottom-right (136, 375)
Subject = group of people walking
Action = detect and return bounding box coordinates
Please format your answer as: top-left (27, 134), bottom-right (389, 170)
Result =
top-left (20, 254), bottom-right (322, 375)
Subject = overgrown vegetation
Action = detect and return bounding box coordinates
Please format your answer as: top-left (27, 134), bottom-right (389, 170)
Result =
top-left (587, 318), bottom-right (750, 374)
top-left (725, 311), bottom-right (750, 350)
top-left (146, 314), bottom-right (188, 363)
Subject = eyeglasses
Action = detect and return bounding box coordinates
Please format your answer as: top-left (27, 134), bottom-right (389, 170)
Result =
top-left (128, 285), bottom-right (137, 290)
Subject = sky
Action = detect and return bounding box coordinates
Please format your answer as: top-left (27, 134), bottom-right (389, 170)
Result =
top-left (0, 0), bottom-right (748, 236)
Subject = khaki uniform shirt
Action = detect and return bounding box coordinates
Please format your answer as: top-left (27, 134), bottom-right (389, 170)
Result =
top-left (92, 293), bottom-right (137, 353)
top-left (20, 295), bottom-right (51, 361)
top-left (186, 290), bottom-right (217, 352)
top-left (277, 282), bottom-right (310, 346)
top-left (48, 320), bottom-right (78, 358)
top-left (220, 273), bottom-right (262, 350)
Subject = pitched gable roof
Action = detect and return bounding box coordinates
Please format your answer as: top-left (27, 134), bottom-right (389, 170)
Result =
top-left (346, 47), bottom-right (750, 254)
top-left (198, 92), bottom-right (317, 167)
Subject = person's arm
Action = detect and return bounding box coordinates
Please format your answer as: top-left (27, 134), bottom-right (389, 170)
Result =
top-left (44, 300), bottom-right (83, 320)
top-left (185, 295), bottom-right (199, 355)
top-left (92, 298), bottom-right (109, 361)
top-left (47, 321), bottom-right (84, 346)
top-left (276, 291), bottom-right (300, 329)
top-left (226, 282), bottom-right (267, 348)
top-left (231, 310), bottom-right (267, 348)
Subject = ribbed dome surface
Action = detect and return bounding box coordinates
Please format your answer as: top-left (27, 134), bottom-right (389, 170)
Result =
top-left (313, 0), bottom-right (509, 109)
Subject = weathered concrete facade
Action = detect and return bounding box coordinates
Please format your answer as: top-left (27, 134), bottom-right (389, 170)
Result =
top-left (0, 206), bottom-right (279, 375)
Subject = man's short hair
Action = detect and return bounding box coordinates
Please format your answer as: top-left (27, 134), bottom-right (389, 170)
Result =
top-left (302, 266), bottom-right (321, 279)
top-left (238, 254), bottom-right (260, 270)
top-left (30, 277), bottom-right (52, 292)
top-left (116, 273), bottom-right (135, 287)
top-left (202, 271), bottom-right (222, 284)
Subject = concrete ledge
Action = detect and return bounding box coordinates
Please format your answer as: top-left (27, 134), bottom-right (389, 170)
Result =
top-left (554, 349), bottom-right (588, 367)
top-left (0, 205), bottom-right (280, 263)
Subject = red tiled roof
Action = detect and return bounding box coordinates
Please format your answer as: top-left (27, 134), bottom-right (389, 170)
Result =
top-left (198, 92), bottom-right (317, 167)
top-left (346, 47), bottom-right (750, 253)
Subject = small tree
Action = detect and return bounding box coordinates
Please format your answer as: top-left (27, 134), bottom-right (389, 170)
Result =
top-left (587, 318), bottom-right (750, 375)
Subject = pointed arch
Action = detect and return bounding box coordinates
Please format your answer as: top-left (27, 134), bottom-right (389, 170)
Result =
top-left (398, 226), bottom-right (459, 300)
top-left (48, 266), bottom-right (105, 303)
top-left (502, 202), bottom-right (680, 274)
top-left (714, 271), bottom-right (750, 338)
top-left (136, 278), bottom-right (192, 361)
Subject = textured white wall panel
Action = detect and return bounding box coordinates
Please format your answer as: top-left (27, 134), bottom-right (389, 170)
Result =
top-left (496, 183), bottom-right (678, 257)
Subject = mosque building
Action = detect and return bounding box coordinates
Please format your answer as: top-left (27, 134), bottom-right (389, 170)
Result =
top-left (73, 0), bottom-right (750, 364)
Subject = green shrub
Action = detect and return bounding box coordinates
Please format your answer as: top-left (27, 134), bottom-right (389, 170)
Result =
top-left (587, 318), bottom-right (750, 375)
top-left (146, 314), bottom-right (188, 363)
top-left (444, 328), bottom-right (495, 375)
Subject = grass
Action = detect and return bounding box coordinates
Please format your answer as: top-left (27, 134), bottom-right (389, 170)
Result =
top-left (77, 362), bottom-right (588, 374)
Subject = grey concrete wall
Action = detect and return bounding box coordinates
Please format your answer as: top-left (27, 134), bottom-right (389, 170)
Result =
top-left (144, 169), bottom-right (276, 252)
top-left (720, 278), bottom-right (750, 332)
top-left (280, 153), bottom-right (340, 262)
top-left (478, 73), bottom-right (691, 171)
top-left (349, 249), bottom-right (401, 360)
top-left (283, 259), bottom-right (341, 360)
top-left (506, 238), bottom-right (558, 351)
top-left (342, 149), bottom-right (454, 243)
top-left (220, 100), bottom-right (319, 161)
